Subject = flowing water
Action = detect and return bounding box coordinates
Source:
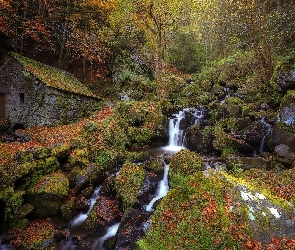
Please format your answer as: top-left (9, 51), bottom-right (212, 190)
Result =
top-left (1, 108), bottom-right (205, 249)
top-left (145, 164), bottom-right (170, 212)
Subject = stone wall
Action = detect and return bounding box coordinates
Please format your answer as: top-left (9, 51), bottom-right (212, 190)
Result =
top-left (0, 56), bottom-right (99, 127)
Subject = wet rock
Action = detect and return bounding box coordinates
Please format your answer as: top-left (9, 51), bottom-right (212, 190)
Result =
top-left (266, 124), bottom-right (295, 153)
top-left (137, 172), bottom-right (161, 206)
top-left (1, 132), bottom-right (31, 143)
top-left (145, 158), bottom-right (164, 174)
top-left (85, 196), bottom-right (122, 235)
top-left (225, 105), bottom-right (242, 116)
top-left (185, 125), bottom-right (214, 153)
top-left (276, 61), bottom-right (295, 90)
top-left (75, 195), bottom-right (90, 211)
top-left (26, 172), bottom-right (69, 218)
top-left (280, 103), bottom-right (295, 127)
top-left (274, 144), bottom-right (295, 166)
top-left (226, 156), bottom-right (269, 170)
top-left (115, 208), bottom-right (151, 250)
top-left (100, 176), bottom-right (116, 198)
top-left (74, 164), bottom-right (106, 191)
top-left (242, 121), bottom-right (269, 147)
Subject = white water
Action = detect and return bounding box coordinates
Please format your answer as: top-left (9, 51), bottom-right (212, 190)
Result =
top-left (70, 186), bottom-right (101, 227)
top-left (259, 118), bottom-right (272, 153)
top-left (168, 111), bottom-right (185, 147)
top-left (166, 108), bottom-right (205, 152)
top-left (146, 165), bottom-right (170, 212)
top-left (92, 223), bottom-right (120, 250)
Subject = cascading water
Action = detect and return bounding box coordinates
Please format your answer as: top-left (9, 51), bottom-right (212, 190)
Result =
top-left (166, 107), bottom-right (206, 151)
top-left (92, 223), bottom-right (120, 250)
top-left (69, 186), bottom-right (101, 227)
top-left (145, 165), bottom-right (170, 212)
top-left (259, 118), bottom-right (272, 153)
top-left (168, 111), bottom-right (186, 148)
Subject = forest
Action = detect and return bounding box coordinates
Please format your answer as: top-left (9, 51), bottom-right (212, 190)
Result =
top-left (1, 0), bottom-right (295, 249)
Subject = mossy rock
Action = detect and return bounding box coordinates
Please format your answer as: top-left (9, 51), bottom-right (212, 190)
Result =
top-left (26, 172), bottom-right (69, 217)
top-left (145, 158), bottom-right (164, 174)
top-left (10, 218), bottom-right (30, 230)
top-left (169, 149), bottom-right (205, 187)
top-left (19, 219), bottom-right (57, 250)
top-left (115, 163), bottom-right (145, 211)
top-left (138, 170), bottom-right (295, 249)
top-left (14, 150), bottom-right (34, 164)
top-left (61, 198), bottom-right (76, 221)
top-left (68, 148), bottom-right (90, 168)
top-left (85, 196), bottom-right (122, 234)
top-left (51, 143), bottom-right (72, 159)
top-left (31, 147), bottom-right (52, 160)
top-left (74, 164), bottom-right (106, 191)
top-left (3, 190), bottom-right (25, 222)
top-left (125, 151), bottom-right (149, 164)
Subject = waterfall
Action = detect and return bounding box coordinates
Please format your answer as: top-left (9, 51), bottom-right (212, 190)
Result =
top-left (145, 165), bottom-right (169, 212)
top-left (259, 118), bottom-right (272, 153)
top-left (166, 108), bottom-right (206, 151)
top-left (70, 186), bottom-right (101, 227)
top-left (168, 111), bottom-right (185, 147)
top-left (92, 223), bottom-right (120, 250)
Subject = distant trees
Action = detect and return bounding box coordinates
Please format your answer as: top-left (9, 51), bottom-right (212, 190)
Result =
top-left (1, 0), bottom-right (295, 79)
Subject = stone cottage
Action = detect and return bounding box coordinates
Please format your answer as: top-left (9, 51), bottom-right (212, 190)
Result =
top-left (0, 53), bottom-right (100, 127)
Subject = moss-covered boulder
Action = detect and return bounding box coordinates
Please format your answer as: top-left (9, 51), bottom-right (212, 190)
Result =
top-left (31, 147), bottom-right (52, 160)
top-left (169, 149), bottom-right (205, 187)
top-left (138, 170), bottom-right (295, 249)
top-left (213, 121), bottom-right (254, 154)
top-left (85, 196), bottom-right (122, 234)
top-left (273, 51), bottom-right (295, 91)
top-left (11, 219), bottom-right (57, 250)
top-left (185, 125), bottom-right (214, 153)
top-left (145, 158), bottom-right (164, 174)
top-left (51, 143), bottom-right (72, 159)
top-left (68, 148), bottom-right (89, 168)
top-left (116, 208), bottom-right (151, 249)
top-left (115, 162), bottom-right (145, 211)
top-left (61, 197), bottom-right (77, 221)
top-left (71, 164), bottom-right (106, 191)
top-left (26, 172), bottom-right (69, 218)
top-left (266, 124), bottom-right (295, 153)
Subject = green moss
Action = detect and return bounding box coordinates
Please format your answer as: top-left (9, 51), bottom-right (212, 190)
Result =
top-left (146, 158), bottom-right (164, 174)
top-left (61, 198), bottom-right (76, 221)
top-left (21, 220), bottom-right (56, 250)
top-left (68, 148), bottom-right (90, 168)
top-left (10, 218), bottom-right (30, 230)
top-left (169, 149), bottom-right (205, 187)
top-left (31, 147), bottom-right (52, 160)
top-left (280, 90), bottom-right (295, 108)
top-left (125, 151), bottom-right (149, 163)
top-left (51, 143), bottom-right (72, 158)
top-left (115, 162), bottom-right (145, 211)
top-left (138, 171), bottom-right (242, 250)
top-left (12, 53), bottom-right (97, 98)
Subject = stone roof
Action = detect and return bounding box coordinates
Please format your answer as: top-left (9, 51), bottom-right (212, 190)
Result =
top-left (12, 53), bottom-right (97, 98)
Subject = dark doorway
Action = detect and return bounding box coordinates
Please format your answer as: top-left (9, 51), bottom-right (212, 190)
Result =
top-left (0, 93), bottom-right (5, 118)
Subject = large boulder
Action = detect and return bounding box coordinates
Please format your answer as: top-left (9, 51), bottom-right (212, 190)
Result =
top-left (115, 208), bottom-right (151, 250)
top-left (185, 125), bottom-right (214, 153)
top-left (85, 196), bottom-right (122, 235)
top-left (138, 170), bottom-right (295, 249)
top-left (266, 124), bottom-right (295, 153)
top-left (26, 172), bottom-right (69, 218)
